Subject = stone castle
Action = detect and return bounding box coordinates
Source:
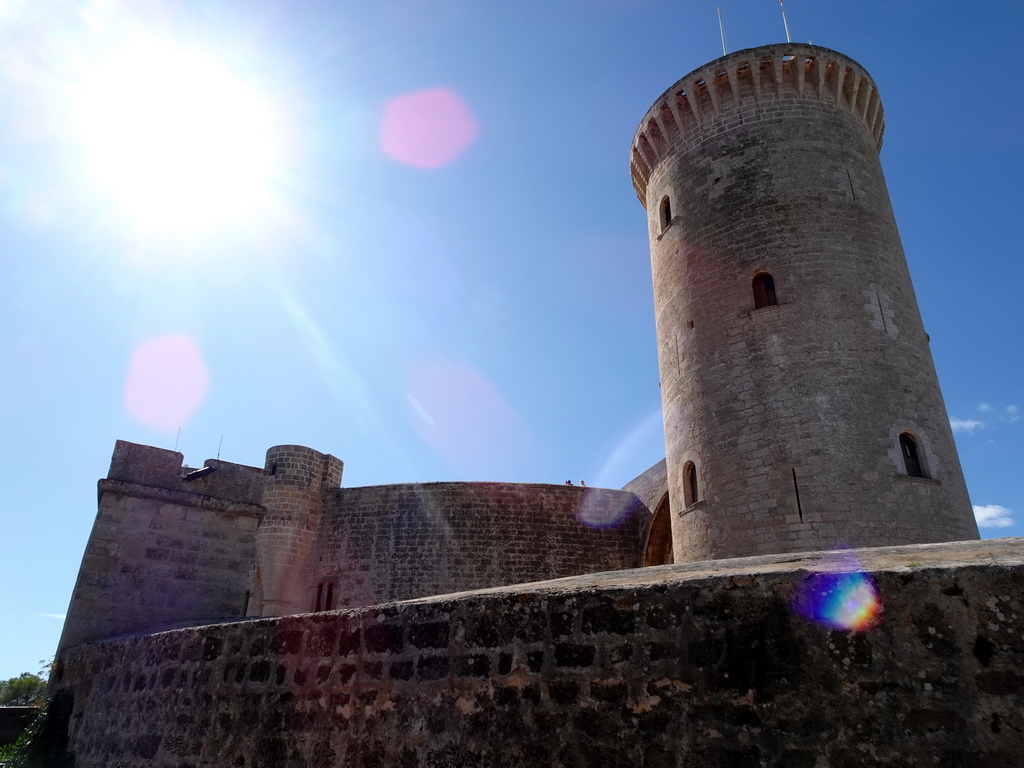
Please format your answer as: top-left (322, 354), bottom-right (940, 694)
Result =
top-left (57, 439), bottom-right (653, 652)
top-left (41, 44), bottom-right (1022, 767)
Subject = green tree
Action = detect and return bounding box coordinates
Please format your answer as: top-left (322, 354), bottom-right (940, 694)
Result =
top-left (0, 673), bottom-right (46, 707)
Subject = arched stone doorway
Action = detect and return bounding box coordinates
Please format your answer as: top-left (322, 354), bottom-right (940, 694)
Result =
top-left (643, 493), bottom-right (673, 566)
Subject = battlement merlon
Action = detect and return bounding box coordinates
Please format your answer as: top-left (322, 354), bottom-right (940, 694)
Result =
top-left (630, 43), bottom-right (885, 207)
top-left (105, 440), bottom-right (267, 506)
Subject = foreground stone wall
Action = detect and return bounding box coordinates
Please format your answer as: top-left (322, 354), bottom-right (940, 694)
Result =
top-left (296, 483), bottom-right (650, 611)
top-left (52, 538), bottom-right (1024, 767)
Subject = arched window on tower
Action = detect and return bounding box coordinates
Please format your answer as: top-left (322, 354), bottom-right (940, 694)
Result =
top-left (683, 461), bottom-right (699, 506)
top-left (899, 433), bottom-right (925, 478)
top-left (314, 582), bottom-right (324, 612)
top-left (660, 196), bottom-right (672, 231)
top-left (752, 272), bottom-right (777, 309)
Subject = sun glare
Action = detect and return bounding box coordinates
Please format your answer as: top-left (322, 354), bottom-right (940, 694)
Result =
top-left (77, 42), bottom-right (282, 233)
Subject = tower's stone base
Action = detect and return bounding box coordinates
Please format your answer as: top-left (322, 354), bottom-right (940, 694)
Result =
top-left (48, 537), bottom-right (1024, 767)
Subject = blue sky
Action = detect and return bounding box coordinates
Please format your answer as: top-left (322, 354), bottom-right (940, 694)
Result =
top-left (1, 0), bottom-right (1022, 680)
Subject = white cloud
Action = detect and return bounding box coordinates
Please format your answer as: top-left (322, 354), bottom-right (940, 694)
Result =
top-left (38, 613), bottom-right (66, 620)
top-left (950, 417), bottom-right (984, 433)
top-left (973, 504), bottom-right (1014, 529)
top-left (972, 403), bottom-right (1020, 423)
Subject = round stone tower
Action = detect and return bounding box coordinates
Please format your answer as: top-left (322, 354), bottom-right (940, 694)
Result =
top-left (630, 44), bottom-right (978, 562)
top-left (252, 445), bottom-right (343, 616)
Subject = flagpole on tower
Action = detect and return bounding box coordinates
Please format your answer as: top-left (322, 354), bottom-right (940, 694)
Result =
top-left (779, 0), bottom-right (792, 43)
top-left (717, 6), bottom-right (728, 55)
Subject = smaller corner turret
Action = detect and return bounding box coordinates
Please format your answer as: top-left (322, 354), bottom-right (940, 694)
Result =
top-left (251, 445), bottom-right (343, 617)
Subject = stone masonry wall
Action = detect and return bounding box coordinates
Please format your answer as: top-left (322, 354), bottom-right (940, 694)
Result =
top-left (105, 441), bottom-right (266, 505)
top-left (61, 442), bottom-right (651, 651)
top-left (51, 538), bottom-right (1024, 767)
top-left (622, 459), bottom-right (669, 516)
top-left (294, 483), bottom-right (649, 612)
top-left (58, 442), bottom-right (266, 652)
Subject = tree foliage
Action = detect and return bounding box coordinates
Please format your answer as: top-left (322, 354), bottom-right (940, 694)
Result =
top-left (0, 674), bottom-right (46, 707)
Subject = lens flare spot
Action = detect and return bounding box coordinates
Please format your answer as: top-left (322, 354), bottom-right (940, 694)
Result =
top-left (406, 359), bottom-right (532, 476)
top-left (793, 567), bottom-right (883, 632)
top-left (124, 334), bottom-right (210, 432)
top-left (380, 88), bottom-right (479, 169)
top-left (576, 493), bottom-right (633, 529)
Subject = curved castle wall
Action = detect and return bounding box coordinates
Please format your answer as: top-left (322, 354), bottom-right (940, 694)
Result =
top-left (61, 442), bottom-right (652, 652)
top-left (631, 44), bottom-right (977, 561)
top-left (296, 482), bottom-right (649, 611)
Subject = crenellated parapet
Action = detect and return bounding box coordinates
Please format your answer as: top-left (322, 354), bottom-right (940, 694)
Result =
top-left (104, 439), bottom-right (266, 505)
top-left (630, 44), bottom-right (885, 208)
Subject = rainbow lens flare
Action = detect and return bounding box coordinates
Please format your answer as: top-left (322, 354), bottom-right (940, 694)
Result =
top-left (794, 569), bottom-right (883, 632)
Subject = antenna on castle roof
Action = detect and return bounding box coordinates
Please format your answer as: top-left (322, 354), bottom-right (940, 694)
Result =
top-left (717, 6), bottom-right (728, 55)
top-left (217, 435), bottom-right (223, 460)
top-left (779, 0), bottom-right (792, 43)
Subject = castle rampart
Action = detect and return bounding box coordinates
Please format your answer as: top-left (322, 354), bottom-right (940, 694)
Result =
top-left (58, 441), bottom-right (267, 653)
top-left (48, 537), bottom-right (1024, 767)
top-left (60, 442), bottom-right (653, 652)
top-left (104, 439), bottom-right (267, 505)
top-left (301, 482), bottom-right (650, 612)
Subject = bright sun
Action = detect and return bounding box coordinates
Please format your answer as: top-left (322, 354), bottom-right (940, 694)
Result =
top-left (77, 42), bottom-right (282, 233)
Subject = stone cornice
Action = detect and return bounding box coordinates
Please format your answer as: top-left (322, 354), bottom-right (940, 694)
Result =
top-left (97, 478), bottom-right (266, 518)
